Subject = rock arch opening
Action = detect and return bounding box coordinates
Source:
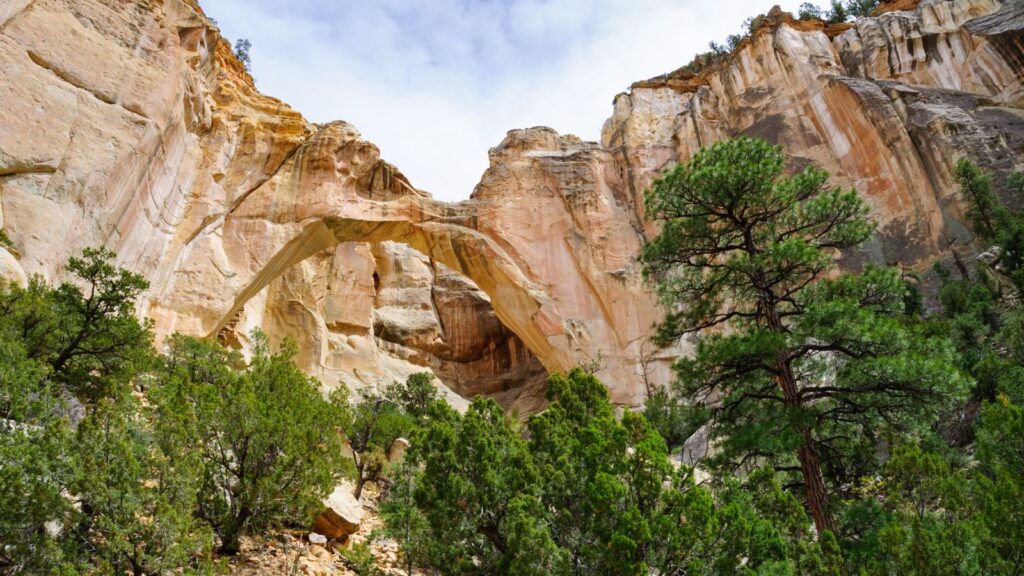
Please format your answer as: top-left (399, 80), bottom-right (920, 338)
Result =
top-left (215, 239), bottom-right (549, 413)
top-left (151, 122), bottom-right (664, 410)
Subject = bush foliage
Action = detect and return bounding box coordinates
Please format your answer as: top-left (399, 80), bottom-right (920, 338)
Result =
top-left (0, 251), bottom-right (350, 573)
top-left (3, 145), bottom-right (1024, 575)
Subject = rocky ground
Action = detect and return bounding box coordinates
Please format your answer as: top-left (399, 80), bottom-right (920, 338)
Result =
top-left (227, 485), bottom-right (417, 576)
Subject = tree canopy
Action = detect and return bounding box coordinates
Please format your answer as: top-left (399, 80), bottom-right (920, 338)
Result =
top-left (641, 137), bottom-right (967, 534)
top-left (0, 249), bottom-right (354, 572)
top-left (383, 369), bottom-right (839, 575)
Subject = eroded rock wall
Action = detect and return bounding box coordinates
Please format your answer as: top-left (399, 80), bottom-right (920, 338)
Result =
top-left (604, 0), bottom-right (1023, 272)
top-left (0, 0), bottom-right (661, 409)
top-left (0, 0), bottom-right (1021, 410)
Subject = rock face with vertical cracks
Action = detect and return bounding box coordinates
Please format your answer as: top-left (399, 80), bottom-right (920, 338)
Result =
top-left (0, 0), bottom-right (1021, 410)
top-left (608, 0), bottom-right (1023, 273)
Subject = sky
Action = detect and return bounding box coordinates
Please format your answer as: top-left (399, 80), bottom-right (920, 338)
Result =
top-left (202, 0), bottom-right (805, 202)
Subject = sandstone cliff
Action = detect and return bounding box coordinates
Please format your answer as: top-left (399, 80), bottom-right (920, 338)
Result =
top-left (0, 0), bottom-right (1021, 410)
top-left (608, 0), bottom-right (1023, 269)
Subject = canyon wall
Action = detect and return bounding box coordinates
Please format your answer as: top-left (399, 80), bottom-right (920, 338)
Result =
top-left (609, 0), bottom-right (1023, 270)
top-left (0, 0), bottom-right (1021, 409)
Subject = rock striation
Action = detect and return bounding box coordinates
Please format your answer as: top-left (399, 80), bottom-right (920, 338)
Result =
top-left (607, 0), bottom-right (1023, 272)
top-left (0, 0), bottom-right (1022, 409)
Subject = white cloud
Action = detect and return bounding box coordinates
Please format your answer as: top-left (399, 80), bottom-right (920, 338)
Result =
top-left (202, 0), bottom-right (804, 201)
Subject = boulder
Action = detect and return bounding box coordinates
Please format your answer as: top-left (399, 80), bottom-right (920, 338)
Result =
top-left (387, 437), bottom-right (410, 465)
top-left (312, 483), bottom-right (364, 541)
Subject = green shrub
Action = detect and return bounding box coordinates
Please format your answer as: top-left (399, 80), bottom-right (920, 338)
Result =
top-left (153, 332), bottom-right (349, 554)
top-left (390, 369), bottom-right (837, 575)
top-left (345, 373), bottom-right (439, 500)
top-left (339, 542), bottom-right (379, 576)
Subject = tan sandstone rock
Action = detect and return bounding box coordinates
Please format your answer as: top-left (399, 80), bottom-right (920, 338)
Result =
top-left (388, 438), bottom-right (410, 465)
top-left (313, 483), bottom-right (364, 542)
top-left (0, 248), bottom-right (26, 287)
top-left (0, 0), bottom-right (1021, 410)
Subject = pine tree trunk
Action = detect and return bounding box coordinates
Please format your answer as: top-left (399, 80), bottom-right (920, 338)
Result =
top-left (797, 427), bottom-right (833, 535)
top-left (750, 225), bottom-right (835, 536)
top-left (766, 306), bottom-right (834, 535)
top-left (774, 360), bottom-right (833, 537)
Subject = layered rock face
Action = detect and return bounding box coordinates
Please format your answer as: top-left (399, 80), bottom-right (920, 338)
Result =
top-left (0, 0), bottom-right (663, 409)
top-left (0, 0), bottom-right (1021, 409)
top-left (607, 0), bottom-right (1023, 272)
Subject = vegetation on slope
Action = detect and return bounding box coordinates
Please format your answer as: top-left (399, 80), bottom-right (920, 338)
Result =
top-left (379, 369), bottom-right (841, 575)
top-left (2, 138), bottom-right (1024, 575)
top-left (0, 251), bottom-right (351, 574)
top-left (377, 141), bottom-right (1024, 575)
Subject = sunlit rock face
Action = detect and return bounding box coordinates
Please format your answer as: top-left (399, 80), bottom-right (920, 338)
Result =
top-left (0, 0), bottom-right (664, 409)
top-left (0, 0), bottom-right (1021, 410)
top-left (604, 0), bottom-right (1023, 272)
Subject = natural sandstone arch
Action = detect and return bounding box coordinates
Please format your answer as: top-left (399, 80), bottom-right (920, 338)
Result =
top-left (146, 121), bottom-right (670, 407)
top-left (207, 215), bottom-right (575, 379)
top-left (187, 122), bottom-right (576, 391)
top-left (6, 0), bottom-right (1021, 412)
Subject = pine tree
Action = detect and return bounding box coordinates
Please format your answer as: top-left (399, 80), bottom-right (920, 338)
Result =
top-left (954, 158), bottom-right (1024, 290)
top-left (641, 137), bottom-right (967, 534)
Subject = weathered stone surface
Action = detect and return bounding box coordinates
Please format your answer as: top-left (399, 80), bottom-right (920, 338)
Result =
top-left (387, 438), bottom-right (409, 465)
top-left (313, 483), bottom-right (364, 541)
top-left (0, 248), bottom-right (26, 286)
top-left (0, 0), bottom-right (571, 410)
top-left (605, 0), bottom-right (1023, 280)
top-left (0, 0), bottom-right (1021, 410)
